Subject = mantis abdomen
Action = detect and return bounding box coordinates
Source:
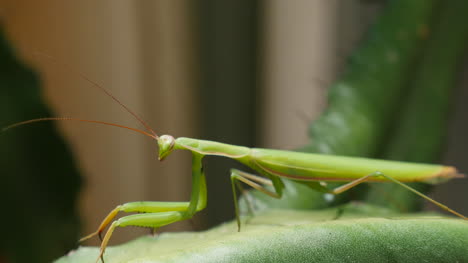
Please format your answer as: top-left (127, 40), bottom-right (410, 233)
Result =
top-left (249, 149), bottom-right (458, 184)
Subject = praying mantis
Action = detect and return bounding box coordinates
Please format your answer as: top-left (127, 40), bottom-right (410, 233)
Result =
top-left (3, 76), bottom-right (467, 263)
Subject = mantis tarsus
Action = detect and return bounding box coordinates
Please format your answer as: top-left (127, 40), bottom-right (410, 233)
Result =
top-left (3, 73), bottom-right (467, 263)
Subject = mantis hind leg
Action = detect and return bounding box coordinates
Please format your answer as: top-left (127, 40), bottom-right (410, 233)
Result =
top-left (230, 169), bottom-right (282, 231)
top-left (83, 153), bottom-right (207, 262)
top-left (328, 172), bottom-right (467, 220)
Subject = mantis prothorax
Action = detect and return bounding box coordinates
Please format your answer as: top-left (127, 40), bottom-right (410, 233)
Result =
top-left (3, 73), bottom-right (466, 263)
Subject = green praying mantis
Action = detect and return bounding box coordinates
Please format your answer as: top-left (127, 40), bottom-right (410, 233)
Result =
top-left (3, 74), bottom-right (467, 263)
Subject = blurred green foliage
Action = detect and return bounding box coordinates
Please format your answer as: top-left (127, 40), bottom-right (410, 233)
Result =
top-left (254, 0), bottom-right (468, 214)
top-left (0, 27), bottom-right (81, 262)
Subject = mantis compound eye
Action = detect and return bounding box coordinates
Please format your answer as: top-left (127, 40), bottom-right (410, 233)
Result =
top-left (158, 135), bottom-right (175, 160)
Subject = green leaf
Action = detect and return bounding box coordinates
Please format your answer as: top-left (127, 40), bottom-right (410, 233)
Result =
top-left (55, 205), bottom-right (468, 263)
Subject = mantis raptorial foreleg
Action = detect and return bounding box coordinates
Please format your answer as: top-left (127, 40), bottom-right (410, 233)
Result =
top-left (79, 201), bottom-right (205, 242)
top-left (98, 211), bottom-right (185, 262)
top-left (230, 169), bottom-right (282, 230)
top-left (82, 153), bottom-right (207, 262)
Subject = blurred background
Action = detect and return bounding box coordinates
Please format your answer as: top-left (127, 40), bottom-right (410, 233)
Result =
top-left (0, 0), bottom-right (467, 262)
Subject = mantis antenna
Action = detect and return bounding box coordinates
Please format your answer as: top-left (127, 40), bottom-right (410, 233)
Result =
top-left (2, 117), bottom-right (158, 140)
top-left (32, 51), bottom-right (159, 139)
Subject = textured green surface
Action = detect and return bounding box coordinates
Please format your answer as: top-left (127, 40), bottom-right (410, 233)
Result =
top-left (55, 206), bottom-right (468, 263)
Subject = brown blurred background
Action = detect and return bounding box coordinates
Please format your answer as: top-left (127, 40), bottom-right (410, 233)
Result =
top-left (0, 0), bottom-right (466, 250)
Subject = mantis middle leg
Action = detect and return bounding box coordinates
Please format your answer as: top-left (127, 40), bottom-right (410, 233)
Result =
top-left (230, 169), bottom-right (282, 230)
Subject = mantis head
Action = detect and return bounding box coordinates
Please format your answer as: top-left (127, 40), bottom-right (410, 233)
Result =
top-left (158, 135), bottom-right (176, 161)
